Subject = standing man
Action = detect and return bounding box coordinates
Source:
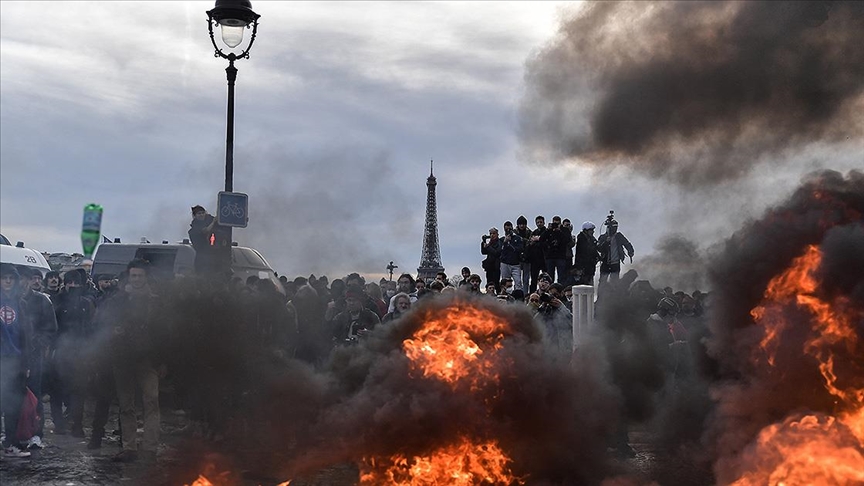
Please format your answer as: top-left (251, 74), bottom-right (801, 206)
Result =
top-left (100, 259), bottom-right (162, 462)
top-left (42, 271), bottom-right (62, 300)
top-left (480, 227), bottom-right (502, 294)
top-left (573, 221), bottom-right (600, 286)
top-left (597, 215), bottom-right (635, 284)
top-left (541, 216), bottom-right (572, 284)
top-left (332, 285), bottom-right (380, 343)
top-left (525, 216), bottom-right (547, 293)
top-left (514, 216), bottom-right (532, 292)
top-left (19, 268), bottom-right (57, 448)
top-left (188, 205), bottom-right (218, 274)
top-left (0, 264), bottom-right (32, 457)
top-left (499, 221), bottom-right (524, 292)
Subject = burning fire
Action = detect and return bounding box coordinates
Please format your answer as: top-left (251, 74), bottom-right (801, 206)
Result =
top-left (402, 306), bottom-right (511, 389)
top-left (361, 304), bottom-right (522, 485)
top-left (734, 245), bottom-right (864, 485)
top-left (359, 436), bottom-right (518, 485)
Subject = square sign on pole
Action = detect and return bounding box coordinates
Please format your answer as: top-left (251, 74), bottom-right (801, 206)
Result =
top-left (217, 191), bottom-right (249, 228)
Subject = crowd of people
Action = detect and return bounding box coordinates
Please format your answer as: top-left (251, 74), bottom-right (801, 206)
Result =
top-left (0, 209), bottom-right (707, 463)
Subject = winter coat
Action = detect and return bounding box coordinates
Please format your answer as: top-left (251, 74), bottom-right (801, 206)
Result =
top-left (0, 289), bottom-right (32, 371)
top-left (21, 289), bottom-right (57, 352)
top-left (525, 227), bottom-right (547, 264)
top-left (481, 238), bottom-right (502, 272)
top-left (541, 226), bottom-right (573, 260)
top-left (499, 233), bottom-right (524, 266)
top-left (574, 231), bottom-right (600, 269)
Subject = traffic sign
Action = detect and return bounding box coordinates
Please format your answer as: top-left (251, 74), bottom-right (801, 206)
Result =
top-left (217, 191), bottom-right (248, 227)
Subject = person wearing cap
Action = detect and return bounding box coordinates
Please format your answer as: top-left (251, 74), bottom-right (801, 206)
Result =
top-left (597, 216), bottom-right (635, 283)
top-left (481, 227), bottom-right (502, 294)
top-left (331, 284), bottom-right (380, 342)
top-left (0, 263), bottom-right (33, 457)
top-left (573, 221), bottom-right (601, 286)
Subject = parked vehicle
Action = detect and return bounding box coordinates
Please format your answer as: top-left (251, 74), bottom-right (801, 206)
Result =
top-left (0, 234), bottom-right (52, 276)
top-left (91, 241), bottom-right (281, 288)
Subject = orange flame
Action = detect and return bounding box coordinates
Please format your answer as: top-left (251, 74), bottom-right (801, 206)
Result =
top-left (402, 305), bottom-right (511, 389)
top-left (359, 304), bottom-right (521, 484)
top-left (735, 245), bottom-right (864, 484)
top-left (186, 476), bottom-right (215, 486)
top-left (359, 436), bottom-right (521, 485)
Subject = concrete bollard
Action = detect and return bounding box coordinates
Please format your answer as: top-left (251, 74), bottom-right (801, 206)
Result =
top-left (571, 284), bottom-right (594, 351)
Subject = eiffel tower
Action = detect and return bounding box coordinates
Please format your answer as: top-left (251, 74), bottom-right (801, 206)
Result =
top-left (417, 160), bottom-right (444, 281)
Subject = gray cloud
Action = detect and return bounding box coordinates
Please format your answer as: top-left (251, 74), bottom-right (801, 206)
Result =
top-left (519, 1), bottom-right (864, 186)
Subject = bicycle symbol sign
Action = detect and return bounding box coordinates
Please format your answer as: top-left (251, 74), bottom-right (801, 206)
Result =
top-left (217, 191), bottom-right (249, 228)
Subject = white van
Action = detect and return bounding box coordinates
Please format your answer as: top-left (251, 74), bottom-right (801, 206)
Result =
top-left (92, 242), bottom-right (282, 289)
top-left (0, 235), bottom-right (52, 277)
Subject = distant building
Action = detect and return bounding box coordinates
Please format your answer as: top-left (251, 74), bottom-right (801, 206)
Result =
top-left (417, 160), bottom-right (444, 281)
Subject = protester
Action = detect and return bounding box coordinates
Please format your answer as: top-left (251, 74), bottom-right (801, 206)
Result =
top-left (573, 221), bottom-right (600, 285)
top-left (597, 214), bottom-right (635, 283)
top-left (525, 216), bottom-right (547, 293)
top-left (98, 259), bottom-right (163, 462)
top-left (499, 221), bottom-right (524, 292)
top-left (331, 285), bottom-right (380, 343)
top-left (19, 267), bottom-right (57, 448)
top-left (480, 227), bottom-right (502, 293)
top-left (0, 264), bottom-right (32, 458)
top-left (188, 205), bottom-right (218, 274)
top-left (42, 271), bottom-right (62, 299)
top-left (541, 216), bottom-right (572, 284)
top-left (514, 215), bottom-right (533, 293)
top-left (381, 292), bottom-right (412, 324)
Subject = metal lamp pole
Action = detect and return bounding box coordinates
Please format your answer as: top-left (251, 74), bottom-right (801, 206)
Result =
top-left (206, 0), bottom-right (260, 264)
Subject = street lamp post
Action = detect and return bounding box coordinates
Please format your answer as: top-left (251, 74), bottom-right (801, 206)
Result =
top-left (206, 0), bottom-right (260, 266)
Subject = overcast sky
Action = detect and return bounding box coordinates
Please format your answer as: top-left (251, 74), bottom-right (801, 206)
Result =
top-left (2, 1), bottom-right (861, 287)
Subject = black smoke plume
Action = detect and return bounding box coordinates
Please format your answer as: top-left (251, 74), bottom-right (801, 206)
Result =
top-left (702, 169), bottom-right (864, 482)
top-left (519, 1), bottom-right (864, 185)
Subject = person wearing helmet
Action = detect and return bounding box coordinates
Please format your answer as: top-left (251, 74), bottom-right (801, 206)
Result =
top-left (597, 213), bottom-right (634, 283)
top-left (573, 221), bottom-right (600, 286)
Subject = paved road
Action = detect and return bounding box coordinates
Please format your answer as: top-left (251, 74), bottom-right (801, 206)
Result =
top-left (2, 409), bottom-right (713, 486)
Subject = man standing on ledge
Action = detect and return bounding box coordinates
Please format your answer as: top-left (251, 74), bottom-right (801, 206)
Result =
top-left (597, 215), bottom-right (634, 283)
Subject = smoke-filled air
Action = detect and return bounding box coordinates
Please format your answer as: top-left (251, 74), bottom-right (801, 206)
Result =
top-left (519, 1), bottom-right (864, 185)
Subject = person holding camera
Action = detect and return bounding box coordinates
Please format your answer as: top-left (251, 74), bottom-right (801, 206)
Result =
top-left (525, 216), bottom-right (547, 293)
top-left (499, 221), bottom-right (524, 292)
top-left (480, 228), bottom-right (502, 294)
top-left (530, 273), bottom-right (573, 361)
top-left (540, 216), bottom-right (572, 284)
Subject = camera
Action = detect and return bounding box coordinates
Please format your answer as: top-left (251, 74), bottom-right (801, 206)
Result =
top-left (482, 235), bottom-right (489, 241)
top-left (539, 292), bottom-right (553, 304)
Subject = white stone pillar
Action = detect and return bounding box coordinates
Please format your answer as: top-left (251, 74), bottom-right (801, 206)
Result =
top-left (572, 284), bottom-right (594, 350)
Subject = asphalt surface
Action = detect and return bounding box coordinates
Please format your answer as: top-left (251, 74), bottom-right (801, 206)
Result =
top-left (1, 404), bottom-right (714, 486)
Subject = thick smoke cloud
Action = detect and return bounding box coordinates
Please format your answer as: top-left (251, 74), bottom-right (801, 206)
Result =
top-left (519, 1), bottom-right (864, 185)
top-left (633, 235), bottom-right (708, 293)
top-left (277, 296), bottom-right (624, 484)
top-left (702, 169), bottom-right (864, 482)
